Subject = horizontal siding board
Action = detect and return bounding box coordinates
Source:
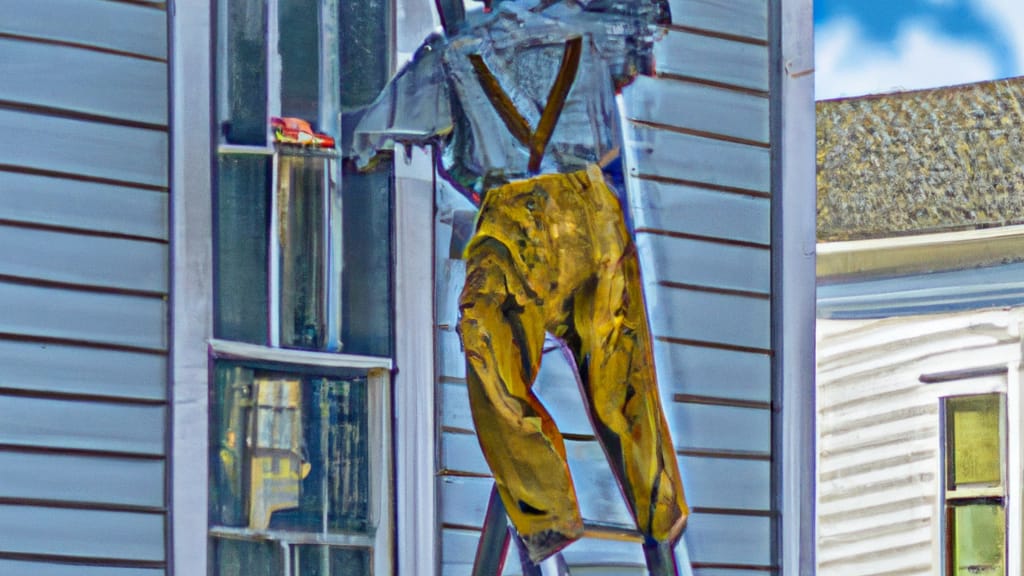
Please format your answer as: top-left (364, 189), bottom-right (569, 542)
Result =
top-left (655, 30), bottom-right (769, 92)
top-left (669, 402), bottom-right (771, 454)
top-left (0, 109), bottom-right (168, 188)
top-left (442, 527), bottom-right (479, 566)
top-left (692, 565), bottom-right (770, 569)
top-left (0, 451), bottom-right (164, 507)
top-left (0, 172), bottom-right (168, 240)
top-left (439, 475), bottom-right (491, 528)
top-left (0, 395), bottom-right (165, 455)
top-left (438, 328), bottom-right (465, 379)
top-left (0, 504), bottom-right (164, 562)
top-left (441, 381), bottom-right (473, 432)
top-left (679, 456), bottom-right (770, 511)
top-left (629, 179), bottom-right (770, 246)
top-left (647, 286), bottom-right (770, 350)
top-left (628, 125), bottom-right (770, 193)
top-left (437, 259), bottom-right (466, 327)
top-left (668, 0), bottom-right (767, 40)
top-left (652, 341), bottom-right (771, 403)
top-left (0, 225), bottom-right (167, 293)
top-left (0, 559), bottom-right (163, 576)
top-left (0, 38), bottom-right (167, 126)
top-left (0, 0), bottom-right (167, 60)
top-left (564, 441), bottom-right (638, 529)
top-left (0, 282), bottom-right (166, 350)
top-left (442, 431), bottom-right (487, 475)
top-left (636, 233), bottom-right (770, 295)
top-left (0, 340), bottom-right (166, 401)
top-left (624, 76), bottom-right (769, 144)
top-left (684, 513), bottom-right (771, 566)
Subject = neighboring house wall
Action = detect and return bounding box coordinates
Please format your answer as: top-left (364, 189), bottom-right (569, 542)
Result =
top-left (817, 308), bottom-right (1024, 574)
top-left (435, 0), bottom-right (782, 572)
top-left (0, 1), bottom-right (170, 574)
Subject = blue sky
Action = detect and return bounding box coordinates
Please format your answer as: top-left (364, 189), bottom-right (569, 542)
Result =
top-left (815, 0), bottom-right (1024, 99)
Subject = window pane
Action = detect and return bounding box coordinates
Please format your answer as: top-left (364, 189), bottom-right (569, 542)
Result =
top-left (340, 162), bottom-right (392, 356)
top-left (211, 537), bottom-right (283, 576)
top-left (338, 0), bottom-right (390, 110)
top-left (279, 0), bottom-right (321, 122)
top-left (294, 545), bottom-right (370, 576)
top-left (947, 395), bottom-right (1002, 488)
top-left (218, 0), bottom-right (267, 144)
top-left (279, 155), bottom-right (328, 350)
top-left (950, 503), bottom-right (1005, 576)
top-left (215, 154), bottom-right (270, 344)
top-left (210, 363), bottom-right (370, 532)
top-left (331, 546), bottom-right (371, 576)
top-left (211, 365), bottom-right (255, 526)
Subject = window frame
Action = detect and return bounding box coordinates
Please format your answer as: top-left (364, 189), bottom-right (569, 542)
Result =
top-left (215, 0), bottom-right (348, 352)
top-left (208, 0), bottom-right (394, 572)
top-left (941, 392), bottom-right (1008, 576)
top-left (207, 339), bottom-right (393, 576)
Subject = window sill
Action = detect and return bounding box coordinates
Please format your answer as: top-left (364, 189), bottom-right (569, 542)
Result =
top-left (209, 338), bottom-right (393, 371)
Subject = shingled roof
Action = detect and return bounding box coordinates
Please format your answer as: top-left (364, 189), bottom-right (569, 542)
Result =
top-left (817, 76), bottom-right (1024, 242)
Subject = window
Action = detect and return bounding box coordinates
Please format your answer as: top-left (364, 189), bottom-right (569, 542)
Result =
top-left (211, 0), bottom-right (393, 574)
top-left (943, 394), bottom-right (1006, 576)
top-left (214, 0), bottom-right (393, 357)
top-left (208, 353), bottom-right (391, 576)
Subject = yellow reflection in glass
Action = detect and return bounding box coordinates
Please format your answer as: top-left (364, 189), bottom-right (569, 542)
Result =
top-left (952, 504), bottom-right (1005, 576)
top-left (948, 395), bottom-right (1001, 488)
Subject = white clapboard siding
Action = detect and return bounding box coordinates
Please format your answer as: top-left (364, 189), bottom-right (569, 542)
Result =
top-left (0, 3), bottom-right (169, 574)
top-left (817, 307), bottom-right (1024, 575)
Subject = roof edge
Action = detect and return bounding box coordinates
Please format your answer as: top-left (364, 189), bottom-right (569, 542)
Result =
top-left (818, 224), bottom-right (1024, 280)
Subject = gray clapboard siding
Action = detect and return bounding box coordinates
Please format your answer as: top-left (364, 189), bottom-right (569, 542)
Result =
top-left (0, 559), bottom-right (164, 576)
top-left (0, 109), bottom-right (168, 188)
top-left (0, 504), bottom-right (164, 562)
top-left (0, 340), bottom-right (165, 401)
top-left (669, 402), bottom-right (771, 454)
top-left (686, 513), bottom-right (771, 566)
top-left (692, 569), bottom-right (772, 576)
top-left (442, 529), bottom-right (649, 575)
top-left (0, 451), bottom-right (164, 507)
top-left (651, 341), bottom-right (771, 403)
top-left (438, 328), bottom-right (466, 379)
top-left (679, 456), bottom-right (770, 511)
top-left (0, 395), bottom-right (165, 455)
top-left (636, 233), bottom-right (770, 295)
top-left (0, 225), bottom-right (167, 293)
top-left (0, 173), bottom-right (168, 241)
top-left (624, 76), bottom-right (769, 144)
top-left (655, 30), bottom-right (769, 93)
top-left (629, 178), bottom-right (771, 246)
top-left (647, 286), bottom-right (770, 350)
top-left (437, 260), bottom-right (467, 327)
top-left (628, 125), bottom-right (771, 193)
top-left (0, 38), bottom-right (168, 126)
top-left (439, 475), bottom-right (493, 528)
top-left (0, 0), bottom-right (167, 60)
top-left (0, 282), bottom-right (166, 350)
top-left (668, 0), bottom-right (768, 41)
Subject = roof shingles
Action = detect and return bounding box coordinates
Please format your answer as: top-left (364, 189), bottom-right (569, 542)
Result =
top-left (817, 77), bottom-right (1024, 241)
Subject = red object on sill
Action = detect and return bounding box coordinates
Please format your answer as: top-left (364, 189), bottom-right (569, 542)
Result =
top-left (271, 117), bottom-right (336, 149)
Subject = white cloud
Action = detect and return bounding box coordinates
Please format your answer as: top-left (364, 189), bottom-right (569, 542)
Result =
top-left (974, 0), bottom-right (1024, 75)
top-left (815, 17), bottom-right (999, 100)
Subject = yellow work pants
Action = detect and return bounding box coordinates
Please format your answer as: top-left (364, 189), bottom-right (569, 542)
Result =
top-left (458, 165), bottom-right (688, 562)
